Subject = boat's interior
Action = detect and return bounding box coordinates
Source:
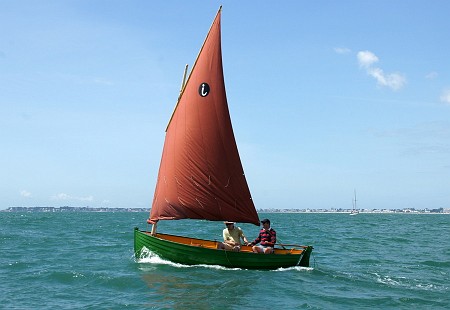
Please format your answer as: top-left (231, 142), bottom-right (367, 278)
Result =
top-left (143, 231), bottom-right (304, 255)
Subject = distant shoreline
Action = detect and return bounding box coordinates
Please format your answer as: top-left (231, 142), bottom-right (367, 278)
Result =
top-left (1, 206), bottom-right (448, 214)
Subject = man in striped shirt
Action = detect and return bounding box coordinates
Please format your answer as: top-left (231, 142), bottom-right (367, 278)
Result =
top-left (249, 218), bottom-right (277, 254)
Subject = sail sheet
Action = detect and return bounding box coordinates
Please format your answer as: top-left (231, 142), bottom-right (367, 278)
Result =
top-left (149, 9), bottom-right (259, 225)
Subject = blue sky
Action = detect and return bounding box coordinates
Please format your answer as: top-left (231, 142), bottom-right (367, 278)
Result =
top-left (1, 1), bottom-right (449, 210)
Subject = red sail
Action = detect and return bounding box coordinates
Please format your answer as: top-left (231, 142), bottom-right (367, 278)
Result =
top-left (149, 9), bottom-right (259, 225)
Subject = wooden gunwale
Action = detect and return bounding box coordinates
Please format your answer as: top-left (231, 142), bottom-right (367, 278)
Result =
top-left (140, 231), bottom-right (305, 255)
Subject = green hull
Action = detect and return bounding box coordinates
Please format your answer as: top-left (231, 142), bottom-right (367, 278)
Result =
top-left (134, 228), bottom-right (313, 270)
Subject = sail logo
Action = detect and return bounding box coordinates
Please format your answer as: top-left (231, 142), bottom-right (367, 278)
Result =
top-left (199, 83), bottom-right (210, 97)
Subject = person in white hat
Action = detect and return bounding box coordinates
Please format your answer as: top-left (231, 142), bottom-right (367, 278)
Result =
top-left (217, 221), bottom-right (249, 251)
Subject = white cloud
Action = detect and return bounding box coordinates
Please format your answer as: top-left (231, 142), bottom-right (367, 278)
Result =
top-left (357, 50), bottom-right (379, 68)
top-left (20, 190), bottom-right (32, 198)
top-left (367, 68), bottom-right (406, 91)
top-left (357, 50), bottom-right (406, 91)
top-left (440, 89), bottom-right (450, 105)
top-left (51, 193), bottom-right (94, 202)
top-left (334, 47), bottom-right (351, 54)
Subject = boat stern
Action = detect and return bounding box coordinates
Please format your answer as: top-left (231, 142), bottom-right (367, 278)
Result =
top-left (298, 246), bottom-right (314, 267)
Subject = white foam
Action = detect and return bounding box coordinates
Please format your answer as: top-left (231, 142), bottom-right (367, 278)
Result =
top-left (275, 266), bottom-right (314, 272)
top-left (136, 247), bottom-right (241, 270)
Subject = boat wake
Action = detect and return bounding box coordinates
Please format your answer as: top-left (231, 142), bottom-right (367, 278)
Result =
top-left (373, 272), bottom-right (448, 292)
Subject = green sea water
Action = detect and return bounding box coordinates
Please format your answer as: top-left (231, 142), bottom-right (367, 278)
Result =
top-left (1, 212), bottom-right (449, 309)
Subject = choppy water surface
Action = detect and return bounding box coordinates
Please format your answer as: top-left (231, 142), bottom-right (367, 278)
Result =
top-left (1, 212), bottom-right (449, 309)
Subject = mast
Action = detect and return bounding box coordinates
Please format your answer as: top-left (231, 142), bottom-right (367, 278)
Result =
top-left (180, 64), bottom-right (188, 95)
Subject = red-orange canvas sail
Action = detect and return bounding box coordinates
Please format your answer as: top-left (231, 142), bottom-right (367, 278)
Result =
top-left (149, 8), bottom-right (259, 226)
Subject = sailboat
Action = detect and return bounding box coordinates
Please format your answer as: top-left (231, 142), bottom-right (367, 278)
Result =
top-left (350, 190), bottom-right (359, 215)
top-left (134, 7), bottom-right (313, 269)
